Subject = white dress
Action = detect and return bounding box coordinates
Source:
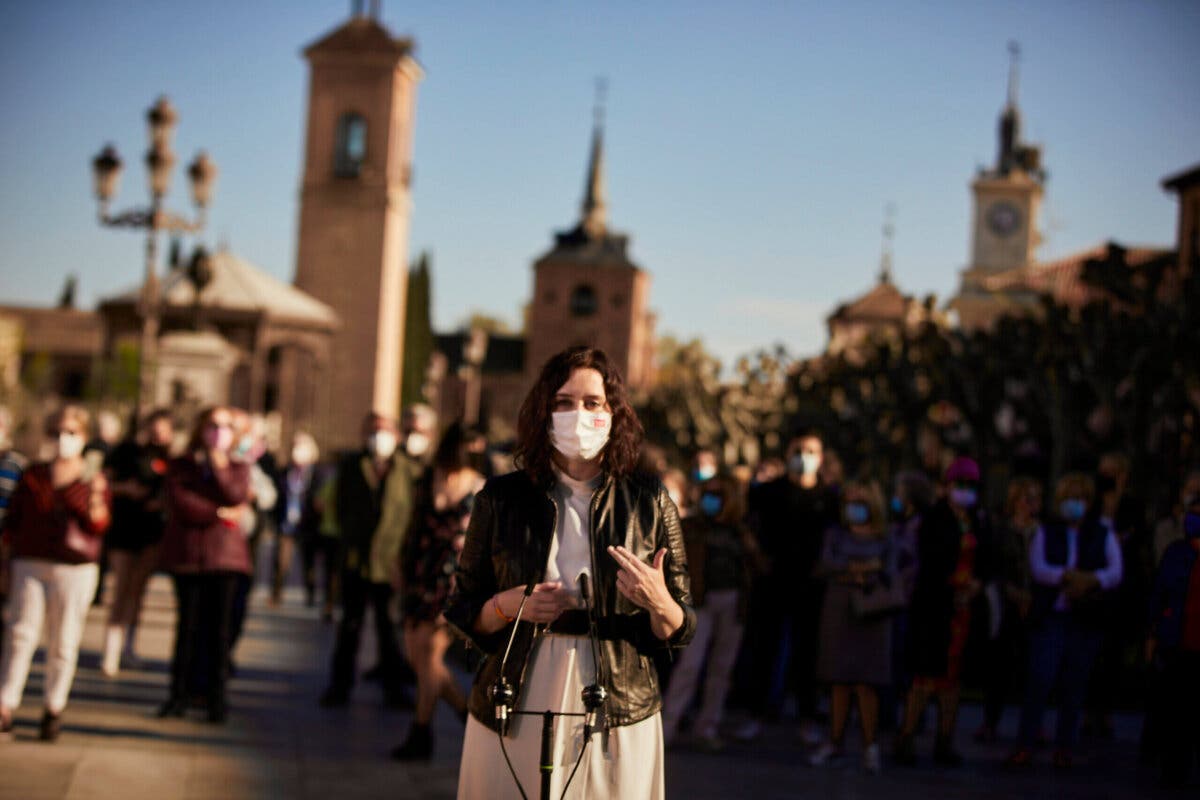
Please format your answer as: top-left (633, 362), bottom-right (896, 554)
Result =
top-left (457, 472), bottom-right (665, 800)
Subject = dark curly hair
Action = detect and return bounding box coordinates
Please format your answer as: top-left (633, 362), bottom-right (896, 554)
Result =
top-left (514, 346), bottom-right (643, 487)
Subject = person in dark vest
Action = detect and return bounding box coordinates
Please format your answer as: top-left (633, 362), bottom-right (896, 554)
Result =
top-left (1006, 472), bottom-right (1123, 769)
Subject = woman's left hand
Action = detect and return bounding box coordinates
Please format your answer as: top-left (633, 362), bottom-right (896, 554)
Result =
top-left (608, 545), bottom-right (675, 615)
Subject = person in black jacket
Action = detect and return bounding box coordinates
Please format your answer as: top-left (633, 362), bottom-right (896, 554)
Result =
top-left (444, 346), bottom-right (694, 800)
top-left (895, 456), bottom-right (995, 767)
top-left (318, 412), bottom-right (421, 708)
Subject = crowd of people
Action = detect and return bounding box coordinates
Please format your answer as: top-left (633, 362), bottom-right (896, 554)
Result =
top-left (0, 385), bottom-right (1198, 791)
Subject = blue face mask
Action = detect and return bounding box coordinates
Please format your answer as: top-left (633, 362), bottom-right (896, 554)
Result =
top-left (845, 502), bottom-right (870, 526)
top-left (889, 496), bottom-right (905, 515)
top-left (694, 464), bottom-right (717, 482)
top-left (1060, 498), bottom-right (1088, 523)
top-left (1183, 511), bottom-right (1200, 541)
top-left (699, 493), bottom-right (723, 518)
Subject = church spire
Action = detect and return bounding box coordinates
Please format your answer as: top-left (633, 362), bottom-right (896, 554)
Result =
top-left (580, 78), bottom-right (608, 239)
top-left (878, 204), bottom-right (895, 285)
top-left (998, 41), bottom-right (1022, 174)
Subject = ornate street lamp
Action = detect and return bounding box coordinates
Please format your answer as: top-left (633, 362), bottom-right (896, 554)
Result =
top-left (92, 96), bottom-right (216, 415)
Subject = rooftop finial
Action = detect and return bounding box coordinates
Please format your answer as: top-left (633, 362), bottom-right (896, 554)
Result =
top-left (879, 203), bottom-right (896, 284)
top-left (1006, 40), bottom-right (1020, 108)
top-left (580, 78), bottom-right (608, 238)
top-left (594, 76), bottom-right (608, 130)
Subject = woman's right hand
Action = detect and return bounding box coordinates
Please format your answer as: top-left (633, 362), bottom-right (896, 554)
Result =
top-left (494, 581), bottom-right (571, 624)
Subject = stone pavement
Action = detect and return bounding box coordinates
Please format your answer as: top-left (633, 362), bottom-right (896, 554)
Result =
top-left (0, 572), bottom-right (1191, 799)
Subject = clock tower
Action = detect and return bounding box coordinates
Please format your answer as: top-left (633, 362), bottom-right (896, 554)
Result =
top-left (954, 44), bottom-right (1046, 331)
top-left (293, 6), bottom-right (422, 448)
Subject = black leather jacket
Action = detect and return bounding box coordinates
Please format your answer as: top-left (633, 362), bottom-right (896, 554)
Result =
top-left (443, 469), bottom-right (695, 732)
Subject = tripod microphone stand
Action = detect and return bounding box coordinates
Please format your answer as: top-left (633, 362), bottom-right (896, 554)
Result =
top-left (491, 574), bottom-right (608, 800)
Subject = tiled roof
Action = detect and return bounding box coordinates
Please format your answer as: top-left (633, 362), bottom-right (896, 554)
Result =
top-left (1162, 163), bottom-right (1200, 192)
top-left (981, 242), bottom-right (1173, 309)
top-left (829, 280), bottom-right (910, 322)
top-left (103, 250), bottom-right (338, 328)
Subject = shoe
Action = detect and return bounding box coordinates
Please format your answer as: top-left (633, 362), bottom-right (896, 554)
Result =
top-left (207, 702), bottom-right (228, 724)
top-left (39, 710), bottom-right (60, 742)
top-left (0, 710), bottom-right (14, 742)
top-left (1052, 748), bottom-right (1073, 769)
top-left (390, 723), bottom-right (432, 761)
top-left (863, 743), bottom-right (882, 774)
top-left (732, 719), bottom-right (762, 741)
top-left (1004, 747), bottom-right (1033, 769)
top-left (933, 737), bottom-right (964, 767)
top-left (893, 736), bottom-right (917, 767)
top-left (319, 687), bottom-right (349, 708)
top-left (808, 742), bottom-right (842, 767)
top-left (156, 699), bottom-right (187, 718)
top-left (120, 650), bottom-right (146, 671)
top-left (798, 719), bottom-right (823, 747)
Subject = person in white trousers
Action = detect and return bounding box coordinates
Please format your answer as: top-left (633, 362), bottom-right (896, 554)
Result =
top-left (0, 405), bottom-right (110, 741)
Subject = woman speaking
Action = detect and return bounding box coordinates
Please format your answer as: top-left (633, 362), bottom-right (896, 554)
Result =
top-left (445, 346), bottom-right (695, 800)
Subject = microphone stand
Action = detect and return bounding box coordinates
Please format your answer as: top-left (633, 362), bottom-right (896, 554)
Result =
top-left (493, 575), bottom-right (608, 800)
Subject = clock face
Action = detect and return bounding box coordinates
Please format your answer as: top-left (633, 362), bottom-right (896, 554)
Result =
top-left (986, 201), bottom-right (1022, 238)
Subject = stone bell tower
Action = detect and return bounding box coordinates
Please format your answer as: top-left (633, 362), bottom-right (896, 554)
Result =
top-left (293, 3), bottom-right (422, 448)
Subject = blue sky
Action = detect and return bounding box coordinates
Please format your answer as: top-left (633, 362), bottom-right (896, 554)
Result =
top-left (1, 1), bottom-right (1197, 368)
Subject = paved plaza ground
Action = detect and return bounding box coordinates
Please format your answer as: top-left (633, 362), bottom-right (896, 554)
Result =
top-left (0, 572), bottom-right (1190, 799)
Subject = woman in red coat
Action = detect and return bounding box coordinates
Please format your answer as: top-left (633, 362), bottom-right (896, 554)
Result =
top-left (157, 406), bottom-right (250, 722)
top-left (0, 405), bottom-right (110, 741)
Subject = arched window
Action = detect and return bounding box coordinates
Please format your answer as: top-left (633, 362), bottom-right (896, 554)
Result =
top-left (569, 285), bottom-right (598, 317)
top-left (334, 113), bottom-right (367, 178)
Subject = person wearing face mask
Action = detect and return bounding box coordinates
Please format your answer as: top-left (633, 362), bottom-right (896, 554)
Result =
top-left (446, 346), bottom-right (694, 800)
top-left (974, 476), bottom-right (1042, 744)
top-left (156, 406), bottom-right (251, 722)
top-left (270, 432), bottom-right (322, 606)
top-left (809, 481), bottom-right (900, 774)
top-left (1145, 492), bottom-right (1200, 787)
top-left (401, 403), bottom-right (439, 464)
top-left (319, 411), bottom-right (421, 709)
top-left (1006, 472), bottom-right (1122, 769)
top-left (1083, 452), bottom-right (1149, 742)
top-left (661, 474), bottom-right (757, 751)
top-left (736, 433), bottom-right (836, 744)
top-left (881, 471), bottom-right (933, 733)
top-left (391, 422), bottom-right (485, 760)
top-left (0, 405), bottom-right (29, 651)
top-left (99, 408), bottom-right (175, 677)
top-left (0, 405), bottom-right (110, 742)
top-left (895, 456), bottom-right (996, 767)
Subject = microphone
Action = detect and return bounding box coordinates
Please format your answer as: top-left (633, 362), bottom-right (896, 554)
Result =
top-left (577, 572), bottom-right (607, 735)
top-left (491, 581), bottom-right (536, 737)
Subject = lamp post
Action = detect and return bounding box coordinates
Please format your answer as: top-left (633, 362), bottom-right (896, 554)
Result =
top-left (92, 96), bottom-right (217, 415)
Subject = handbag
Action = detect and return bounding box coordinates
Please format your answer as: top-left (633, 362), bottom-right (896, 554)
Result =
top-left (850, 578), bottom-right (907, 619)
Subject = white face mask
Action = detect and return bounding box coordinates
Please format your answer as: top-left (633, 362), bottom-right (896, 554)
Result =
top-left (292, 441), bottom-right (317, 466)
top-left (57, 432), bottom-right (86, 460)
top-left (550, 410), bottom-right (611, 462)
top-left (405, 431), bottom-right (431, 458)
top-left (369, 430), bottom-right (397, 460)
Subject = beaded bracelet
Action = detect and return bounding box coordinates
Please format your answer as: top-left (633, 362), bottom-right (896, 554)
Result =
top-left (493, 594), bottom-right (515, 623)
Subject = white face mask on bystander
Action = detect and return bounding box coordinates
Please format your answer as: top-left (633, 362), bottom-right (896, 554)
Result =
top-left (550, 410), bottom-right (611, 462)
top-left (57, 432), bottom-right (86, 460)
